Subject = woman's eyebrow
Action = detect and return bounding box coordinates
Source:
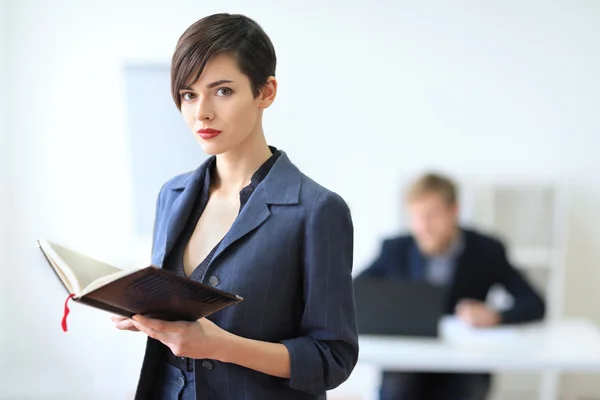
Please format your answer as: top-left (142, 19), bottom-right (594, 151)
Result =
top-left (206, 79), bottom-right (234, 88)
top-left (180, 79), bottom-right (234, 91)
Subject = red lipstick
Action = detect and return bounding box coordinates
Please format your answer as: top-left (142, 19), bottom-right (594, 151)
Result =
top-left (197, 128), bottom-right (222, 140)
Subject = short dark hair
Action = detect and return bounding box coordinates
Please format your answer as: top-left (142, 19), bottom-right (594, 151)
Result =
top-left (170, 13), bottom-right (277, 110)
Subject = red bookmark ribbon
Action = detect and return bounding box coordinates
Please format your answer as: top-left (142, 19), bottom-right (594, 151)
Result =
top-left (62, 294), bottom-right (75, 332)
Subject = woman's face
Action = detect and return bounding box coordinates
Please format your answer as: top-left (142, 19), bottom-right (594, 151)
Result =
top-left (178, 53), bottom-right (276, 156)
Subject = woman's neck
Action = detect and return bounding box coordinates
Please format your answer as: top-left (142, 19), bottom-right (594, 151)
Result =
top-left (214, 131), bottom-right (272, 195)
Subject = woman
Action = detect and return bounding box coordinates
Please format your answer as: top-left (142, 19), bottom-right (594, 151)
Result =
top-left (112, 13), bottom-right (359, 400)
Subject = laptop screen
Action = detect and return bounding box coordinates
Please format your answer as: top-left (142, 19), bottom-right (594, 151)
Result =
top-left (353, 278), bottom-right (446, 337)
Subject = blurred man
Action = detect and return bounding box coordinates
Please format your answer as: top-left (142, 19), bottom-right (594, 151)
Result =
top-left (358, 172), bottom-right (545, 400)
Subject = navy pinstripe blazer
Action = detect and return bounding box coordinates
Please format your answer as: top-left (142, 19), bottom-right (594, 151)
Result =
top-left (134, 150), bottom-right (359, 400)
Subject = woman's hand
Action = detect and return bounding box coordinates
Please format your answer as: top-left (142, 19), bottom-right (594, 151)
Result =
top-left (132, 315), bottom-right (233, 360)
top-left (111, 316), bottom-right (140, 332)
top-left (133, 314), bottom-right (292, 378)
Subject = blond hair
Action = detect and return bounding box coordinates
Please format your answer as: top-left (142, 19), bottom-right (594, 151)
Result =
top-left (406, 172), bottom-right (458, 205)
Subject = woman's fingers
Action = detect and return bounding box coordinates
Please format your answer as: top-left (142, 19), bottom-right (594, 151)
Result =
top-left (111, 316), bottom-right (140, 331)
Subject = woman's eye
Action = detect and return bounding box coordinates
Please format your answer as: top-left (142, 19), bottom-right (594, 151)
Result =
top-left (216, 87), bottom-right (232, 96)
top-left (181, 92), bottom-right (196, 101)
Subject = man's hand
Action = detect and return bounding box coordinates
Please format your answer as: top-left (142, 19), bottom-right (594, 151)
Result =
top-left (131, 315), bottom-right (234, 361)
top-left (455, 299), bottom-right (501, 328)
top-left (111, 316), bottom-right (140, 332)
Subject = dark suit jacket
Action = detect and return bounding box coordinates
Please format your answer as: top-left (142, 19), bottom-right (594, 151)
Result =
top-left (134, 151), bottom-right (359, 400)
top-left (357, 229), bottom-right (545, 324)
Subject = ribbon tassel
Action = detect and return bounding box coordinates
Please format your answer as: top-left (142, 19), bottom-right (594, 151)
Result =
top-left (62, 294), bottom-right (75, 332)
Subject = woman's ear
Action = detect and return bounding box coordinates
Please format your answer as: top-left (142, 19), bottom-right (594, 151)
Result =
top-left (258, 77), bottom-right (277, 109)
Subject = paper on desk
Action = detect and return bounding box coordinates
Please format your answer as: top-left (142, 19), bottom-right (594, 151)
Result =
top-left (440, 316), bottom-right (519, 344)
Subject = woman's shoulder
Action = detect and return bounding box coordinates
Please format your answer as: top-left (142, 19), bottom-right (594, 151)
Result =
top-left (274, 152), bottom-right (349, 213)
top-left (154, 170), bottom-right (198, 208)
top-left (296, 172), bottom-right (350, 216)
top-left (157, 157), bottom-right (213, 196)
top-left (161, 170), bottom-right (195, 191)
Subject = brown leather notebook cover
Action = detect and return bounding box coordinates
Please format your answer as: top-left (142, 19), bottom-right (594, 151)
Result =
top-left (37, 240), bottom-right (243, 322)
top-left (80, 266), bottom-right (242, 321)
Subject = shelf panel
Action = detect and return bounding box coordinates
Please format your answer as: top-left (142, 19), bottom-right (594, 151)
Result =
top-left (509, 247), bottom-right (558, 270)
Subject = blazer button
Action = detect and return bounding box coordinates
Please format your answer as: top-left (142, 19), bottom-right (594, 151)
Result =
top-left (202, 360), bottom-right (213, 370)
top-left (208, 276), bottom-right (219, 287)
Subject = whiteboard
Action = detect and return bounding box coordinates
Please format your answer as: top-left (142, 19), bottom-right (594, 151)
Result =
top-left (122, 64), bottom-right (208, 236)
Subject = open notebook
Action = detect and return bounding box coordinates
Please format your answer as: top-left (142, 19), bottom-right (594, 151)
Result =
top-left (37, 239), bottom-right (243, 330)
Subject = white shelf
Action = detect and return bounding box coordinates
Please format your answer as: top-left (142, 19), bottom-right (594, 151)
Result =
top-left (509, 247), bottom-right (556, 270)
top-left (459, 180), bottom-right (569, 400)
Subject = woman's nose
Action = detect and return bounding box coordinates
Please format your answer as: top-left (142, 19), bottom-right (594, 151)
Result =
top-left (195, 99), bottom-right (214, 121)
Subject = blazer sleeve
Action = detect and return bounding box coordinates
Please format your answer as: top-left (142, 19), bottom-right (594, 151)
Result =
top-left (280, 192), bottom-right (359, 394)
top-left (494, 242), bottom-right (546, 324)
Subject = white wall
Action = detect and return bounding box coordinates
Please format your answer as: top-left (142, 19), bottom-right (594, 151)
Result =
top-left (0, 0), bottom-right (9, 383)
top-left (3, 0), bottom-right (600, 399)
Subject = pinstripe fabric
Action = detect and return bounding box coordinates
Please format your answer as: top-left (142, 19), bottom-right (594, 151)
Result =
top-left (134, 150), bottom-right (359, 400)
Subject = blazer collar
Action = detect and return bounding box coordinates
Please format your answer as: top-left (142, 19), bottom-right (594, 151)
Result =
top-left (161, 149), bottom-right (301, 267)
top-left (260, 150), bottom-right (301, 205)
top-left (168, 149), bottom-right (301, 205)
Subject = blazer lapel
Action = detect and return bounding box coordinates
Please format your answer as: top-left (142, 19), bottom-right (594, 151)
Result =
top-left (211, 186), bottom-right (271, 263)
top-left (409, 240), bottom-right (426, 280)
top-left (210, 151), bottom-right (301, 265)
top-left (447, 231), bottom-right (470, 294)
top-left (161, 161), bottom-right (211, 264)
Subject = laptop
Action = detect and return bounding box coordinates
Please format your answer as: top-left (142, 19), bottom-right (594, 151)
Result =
top-left (353, 278), bottom-right (446, 337)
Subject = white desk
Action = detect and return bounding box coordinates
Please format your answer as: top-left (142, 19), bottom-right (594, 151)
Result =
top-left (357, 317), bottom-right (600, 400)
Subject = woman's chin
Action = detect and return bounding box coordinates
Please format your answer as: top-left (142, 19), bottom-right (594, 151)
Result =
top-left (196, 139), bottom-right (227, 156)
